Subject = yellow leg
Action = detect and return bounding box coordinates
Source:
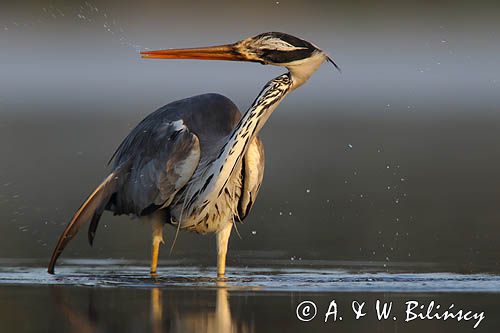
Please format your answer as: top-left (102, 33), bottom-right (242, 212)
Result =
top-left (216, 223), bottom-right (233, 278)
top-left (151, 218), bottom-right (164, 275)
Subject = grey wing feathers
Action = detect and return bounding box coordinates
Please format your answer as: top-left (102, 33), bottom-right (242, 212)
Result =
top-left (109, 119), bottom-right (200, 216)
top-left (48, 118), bottom-right (200, 274)
top-left (48, 172), bottom-right (119, 273)
top-left (237, 137), bottom-right (265, 221)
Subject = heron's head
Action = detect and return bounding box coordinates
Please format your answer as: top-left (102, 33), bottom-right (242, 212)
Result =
top-left (141, 32), bottom-right (339, 88)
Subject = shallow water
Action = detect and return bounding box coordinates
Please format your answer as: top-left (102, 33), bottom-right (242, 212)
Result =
top-left (0, 261), bottom-right (499, 332)
top-left (1, 260), bottom-right (500, 292)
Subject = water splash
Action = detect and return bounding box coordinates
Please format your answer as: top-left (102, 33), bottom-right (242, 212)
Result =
top-left (77, 1), bottom-right (148, 52)
top-left (1, 1), bottom-right (149, 53)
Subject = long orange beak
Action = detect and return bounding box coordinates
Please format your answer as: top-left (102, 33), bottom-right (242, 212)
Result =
top-left (141, 44), bottom-right (248, 61)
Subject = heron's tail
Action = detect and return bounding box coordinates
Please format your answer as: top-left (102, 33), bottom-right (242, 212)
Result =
top-left (47, 173), bottom-right (118, 274)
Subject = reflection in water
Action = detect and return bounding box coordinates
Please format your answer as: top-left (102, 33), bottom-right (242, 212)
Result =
top-left (1, 283), bottom-right (499, 332)
top-left (53, 282), bottom-right (249, 333)
top-left (52, 288), bottom-right (100, 333)
top-left (165, 282), bottom-right (249, 333)
top-left (151, 288), bottom-right (163, 333)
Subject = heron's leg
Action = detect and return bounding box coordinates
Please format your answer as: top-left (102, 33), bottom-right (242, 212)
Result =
top-left (150, 216), bottom-right (164, 275)
top-left (216, 222), bottom-right (233, 278)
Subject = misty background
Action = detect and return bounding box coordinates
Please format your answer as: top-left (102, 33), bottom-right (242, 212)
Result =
top-left (1, 0), bottom-right (500, 272)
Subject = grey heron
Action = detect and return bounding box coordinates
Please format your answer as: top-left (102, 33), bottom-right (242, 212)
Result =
top-left (47, 32), bottom-right (339, 277)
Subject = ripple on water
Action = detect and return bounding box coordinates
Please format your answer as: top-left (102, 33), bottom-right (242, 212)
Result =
top-left (1, 260), bottom-right (500, 292)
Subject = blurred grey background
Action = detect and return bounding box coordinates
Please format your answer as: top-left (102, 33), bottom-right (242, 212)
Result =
top-left (1, 0), bottom-right (500, 272)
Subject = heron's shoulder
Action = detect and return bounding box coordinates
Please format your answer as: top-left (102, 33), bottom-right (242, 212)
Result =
top-left (184, 93), bottom-right (237, 108)
top-left (151, 93), bottom-right (240, 136)
top-left (175, 93), bottom-right (241, 118)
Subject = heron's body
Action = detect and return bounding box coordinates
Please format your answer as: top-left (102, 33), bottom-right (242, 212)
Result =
top-left (48, 32), bottom-right (339, 277)
top-left (109, 92), bottom-right (265, 234)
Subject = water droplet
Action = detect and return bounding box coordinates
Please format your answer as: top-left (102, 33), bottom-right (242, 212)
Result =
top-left (251, 230), bottom-right (257, 235)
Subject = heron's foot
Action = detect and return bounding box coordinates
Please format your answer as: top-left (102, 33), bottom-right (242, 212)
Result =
top-left (150, 271), bottom-right (159, 279)
top-left (216, 274), bottom-right (228, 283)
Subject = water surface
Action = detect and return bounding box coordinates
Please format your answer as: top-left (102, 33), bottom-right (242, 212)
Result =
top-left (0, 261), bottom-right (499, 332)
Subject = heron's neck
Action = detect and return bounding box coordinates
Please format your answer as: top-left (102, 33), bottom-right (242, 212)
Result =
top-left (186, 73), bottom-right (293, 212)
